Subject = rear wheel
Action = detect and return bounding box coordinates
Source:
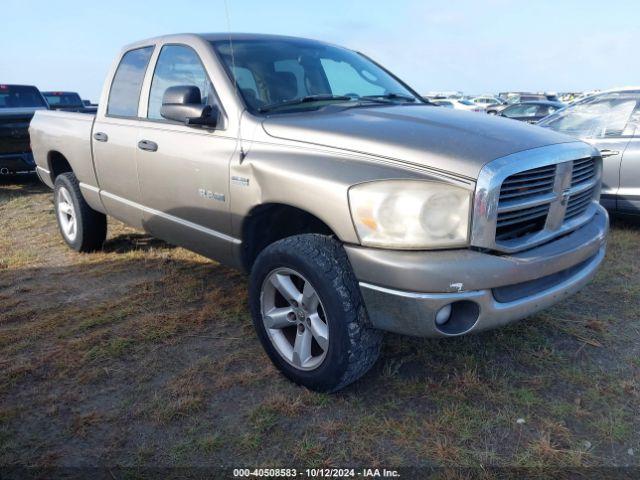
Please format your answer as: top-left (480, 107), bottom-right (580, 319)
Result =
top-left (249, 234), bottom-right (383, 392)
top-left (54, 172), bottom-right (106, 252)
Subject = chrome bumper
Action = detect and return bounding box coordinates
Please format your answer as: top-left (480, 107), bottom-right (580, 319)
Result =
top-left (349, 206), bottom-right (608, 338)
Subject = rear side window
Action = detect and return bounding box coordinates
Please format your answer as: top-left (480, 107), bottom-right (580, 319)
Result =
top-left (107, 46), bottom-right (154, 117)
top-left (147, 45), bottom-right (215, 120)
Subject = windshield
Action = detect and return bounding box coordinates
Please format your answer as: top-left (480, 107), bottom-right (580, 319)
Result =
top-left (211, 39), bottom-right (420, 113)
top-left (0, 85), bottom-right (47, 109)
top-left (43, 92), bottom-right (83, 107)
top-left (458, 99), bottom-right (474, 106)
top-left (538, 92), bottom-right (639, 138)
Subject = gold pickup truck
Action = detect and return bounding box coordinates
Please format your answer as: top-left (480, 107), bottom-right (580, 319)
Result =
top-left (29, 33), bottom-right (608, 391)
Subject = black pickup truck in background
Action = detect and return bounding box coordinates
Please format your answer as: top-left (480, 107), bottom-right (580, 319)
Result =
top-left (42, 91), bottom-right (97, 113)
top-left (0, 84), bottom-right (48, 175)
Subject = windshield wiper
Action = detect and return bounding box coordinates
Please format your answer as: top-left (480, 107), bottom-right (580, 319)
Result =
top-left (258, 95), bottom-right (352, 113)
top-left (361, 93), bottom-right (418, 103)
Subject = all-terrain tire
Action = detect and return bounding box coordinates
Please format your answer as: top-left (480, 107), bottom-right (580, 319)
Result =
top-left (54, 172), bottom-right (107, 252)
top-left (249, 234), bottom-right (383, 392)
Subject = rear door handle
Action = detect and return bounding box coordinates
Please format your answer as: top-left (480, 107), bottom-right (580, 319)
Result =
top-left (600, 149), bottom-right (620, 158)
top-left (137, 139), bottom-right (158, 152)
top-left (93, 132), bottom-right (108, 142)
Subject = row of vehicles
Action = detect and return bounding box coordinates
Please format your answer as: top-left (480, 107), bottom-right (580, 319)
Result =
top-left (428, 92), bottom-right (565, 117)
top-left (26, 32), bottom-right (624, 391)
top-left (0, 85), bottom-right (95, 175)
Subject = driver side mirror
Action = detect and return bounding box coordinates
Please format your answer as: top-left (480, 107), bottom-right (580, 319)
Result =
top-left (160, 85), bottom-right (219, 128)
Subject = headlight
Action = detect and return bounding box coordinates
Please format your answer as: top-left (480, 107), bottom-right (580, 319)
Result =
top-left (348, 180), bottom-right (471, 249)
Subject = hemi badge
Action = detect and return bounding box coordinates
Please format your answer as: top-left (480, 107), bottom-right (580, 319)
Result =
top-left (231, 176), bottom-right (250, 187)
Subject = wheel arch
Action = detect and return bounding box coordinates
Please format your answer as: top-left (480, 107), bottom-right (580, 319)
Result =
top-left (47, 150), bottom-right (73, 181)
top-left (241, 203), bottom-right (339, 272)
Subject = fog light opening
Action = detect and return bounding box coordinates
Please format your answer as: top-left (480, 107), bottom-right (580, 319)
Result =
top-left (435, 304), bottom-right (452, 326)
top-left (434, 300), bottom-right (480, 335)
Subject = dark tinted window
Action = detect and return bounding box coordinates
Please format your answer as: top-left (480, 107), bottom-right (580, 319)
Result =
top-left (0, 85), bottom-right (47, 108)
top-left (107, 46), bottom-right (154, 117)
top-left (43, 92), bottom-right (83, 107)
top-left (147, 45), bottom-right (215, 120)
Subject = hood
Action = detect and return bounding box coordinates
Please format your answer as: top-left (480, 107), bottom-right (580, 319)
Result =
top-left (262, 105), bottom-right (575, 179)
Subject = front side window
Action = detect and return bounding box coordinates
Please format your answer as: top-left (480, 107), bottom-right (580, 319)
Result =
top-left (107, 46), bottom-right (154, 117)
top-left (539, 92), bottom-right (639, 138)
top-left (147, 45), bottom-right (215, 120)
top-left (212, 39), bottom-right (419, 113)
top-left (0, 85), bottom-right (47, 108)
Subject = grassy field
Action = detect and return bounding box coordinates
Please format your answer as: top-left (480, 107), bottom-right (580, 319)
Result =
top-left (0, 175), bottom-right (638, 472)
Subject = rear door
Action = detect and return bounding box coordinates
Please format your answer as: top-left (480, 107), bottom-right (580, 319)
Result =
top-left (92, 46), bottom-right (154, 228)
top-left (135, 43), bottom-right (237, 260)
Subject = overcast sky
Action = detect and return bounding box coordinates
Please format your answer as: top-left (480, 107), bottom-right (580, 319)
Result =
top-left (1, 0), bottom-right (637, 101)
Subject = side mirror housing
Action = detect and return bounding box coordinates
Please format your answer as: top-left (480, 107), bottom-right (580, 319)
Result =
top-left (160, 85), bottom-right (219, 128)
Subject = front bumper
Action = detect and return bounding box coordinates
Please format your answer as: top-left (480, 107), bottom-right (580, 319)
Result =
top-left (0, 152), bottom-right (36, 173)
top-left (345, 205), bottom-right (609, 337)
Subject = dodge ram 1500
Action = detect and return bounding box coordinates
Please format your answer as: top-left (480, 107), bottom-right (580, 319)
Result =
top-left (30, 34), bottom-right (608, 391)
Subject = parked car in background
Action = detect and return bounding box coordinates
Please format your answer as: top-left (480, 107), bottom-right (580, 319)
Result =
top-left (42, 91), bottom-right (97, 113)
top-left (471, 96), bottom-right (504, 109)
top-left (497, 101), bottom-right (565, 123)
top-left (431, 98), bottom-right (484, 112)
top-left (0, 84), bottom-right (48, 175)
top-left (82, 99), bottom-right (97, 108)
top-left (498, 92), bottom-right (553, 105)
top-left (30, 33), bottom-right (608, 391)
top-left (539, 88), bottom-right (640, 214)
top-left (423, 91), bottom-right (463, 100)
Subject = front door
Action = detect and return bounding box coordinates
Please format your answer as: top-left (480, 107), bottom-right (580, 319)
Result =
top-left (136, 44), bottom-right (238, 261)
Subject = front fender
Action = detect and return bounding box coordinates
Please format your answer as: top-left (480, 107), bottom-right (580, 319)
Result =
top-left (228, 141), bottom-right (472, 243)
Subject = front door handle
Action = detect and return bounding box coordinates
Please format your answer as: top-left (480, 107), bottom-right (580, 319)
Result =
top-left (600, 149), bottom-right (620, 158)
top-left (137, 139), bottom-right (158, 152)
top-left (93, 132), bottom-right (108, 142)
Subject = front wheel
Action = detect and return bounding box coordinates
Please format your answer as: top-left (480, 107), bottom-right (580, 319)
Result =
top-left (249, 234), bottom-right (383, 392)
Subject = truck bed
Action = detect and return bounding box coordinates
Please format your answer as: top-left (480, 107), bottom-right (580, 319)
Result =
top-left (29, 109), bottom-right (98, 189)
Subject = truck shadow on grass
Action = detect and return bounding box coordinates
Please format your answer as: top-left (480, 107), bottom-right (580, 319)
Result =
top-left (102, 233), bottom-right (177, 254)
top-left (0, 235), bottom-right (638, 468)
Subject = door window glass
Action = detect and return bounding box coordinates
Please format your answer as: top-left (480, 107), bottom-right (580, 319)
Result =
top-left (147, 45), bottom-right (216, 120)
top-left (624, 102), bottom-right (640, 136)
top-left (107, 46), bottom-right (154, 117)
top-left (503, 104), bottom-right (538, 118)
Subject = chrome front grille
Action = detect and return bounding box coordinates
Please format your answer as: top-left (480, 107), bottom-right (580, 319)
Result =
top-left (571, 157), bottom-right (597, 187)
top-left (496, 203), bottom-right (550, 241)
top-left (471, 143), bottom-right (602, 253)
top-left (499, 164), bottom-right (556, 203)
top-left (565, 185), bottom-right (596, 220)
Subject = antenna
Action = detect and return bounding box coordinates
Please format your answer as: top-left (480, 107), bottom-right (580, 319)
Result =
top-left (223, 0), bottom-right (239, 102)
top-left (223, 0), bottom-right (246, 161)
